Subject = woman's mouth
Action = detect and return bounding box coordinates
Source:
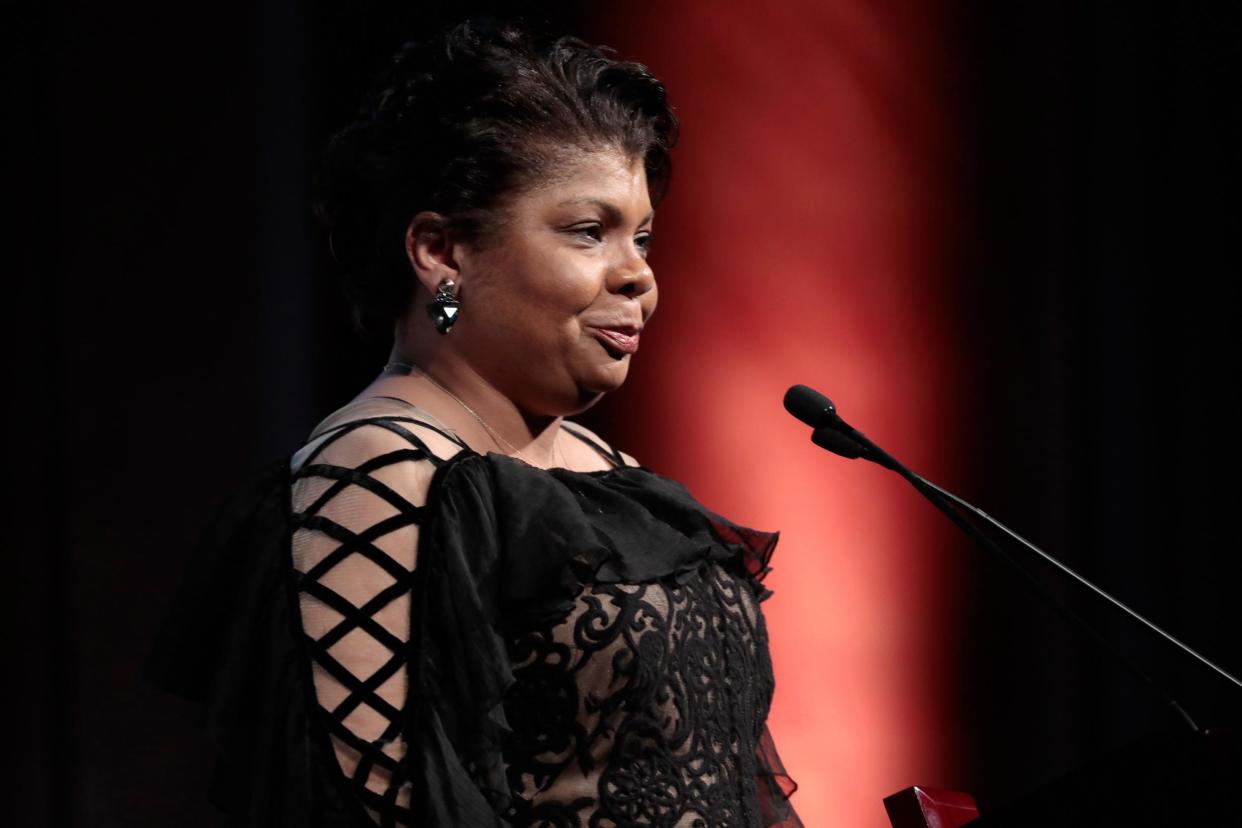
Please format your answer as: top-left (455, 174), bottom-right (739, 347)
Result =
top-left (589, 326), bottom-right (641, 357)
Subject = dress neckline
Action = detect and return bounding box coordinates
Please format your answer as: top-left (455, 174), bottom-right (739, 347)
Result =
top-left (350, 394), bottom-right (635, 476)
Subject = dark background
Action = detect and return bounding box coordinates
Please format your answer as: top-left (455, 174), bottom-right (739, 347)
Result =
top-left (7, 1), bottom-right (1239, 824)
top-left (958, 2), bottom-right (1242, 809)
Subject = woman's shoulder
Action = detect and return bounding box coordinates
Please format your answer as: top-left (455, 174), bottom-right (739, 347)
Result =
top-left (290, 396), bottom-right (471, 478)
top-left (290, 397), bottom-right (639, 478)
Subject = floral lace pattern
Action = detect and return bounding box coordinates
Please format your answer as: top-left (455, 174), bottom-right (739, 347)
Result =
top-left (502, 562), bottom-right (777, 828)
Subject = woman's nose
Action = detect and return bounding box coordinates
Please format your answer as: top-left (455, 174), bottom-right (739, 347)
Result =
top-left (611, 249), bottom-right (655, 297)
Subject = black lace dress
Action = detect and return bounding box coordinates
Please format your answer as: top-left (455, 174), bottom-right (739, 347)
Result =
top-left (146, 397), bottom-right (800, 827)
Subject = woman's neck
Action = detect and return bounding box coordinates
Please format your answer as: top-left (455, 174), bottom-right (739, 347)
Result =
top-left (374, 348), bottom-right (565, 469)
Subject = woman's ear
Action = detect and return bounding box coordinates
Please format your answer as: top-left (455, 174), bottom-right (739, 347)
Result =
top-left (405, 211), bottom-right (464, 295)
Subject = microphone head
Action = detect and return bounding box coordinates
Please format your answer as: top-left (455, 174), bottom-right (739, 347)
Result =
top-left (783, 384), bottom-right (839, 428)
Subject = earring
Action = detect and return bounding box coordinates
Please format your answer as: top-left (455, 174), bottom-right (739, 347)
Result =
top-left (426, 279), bottom-right (461, 334)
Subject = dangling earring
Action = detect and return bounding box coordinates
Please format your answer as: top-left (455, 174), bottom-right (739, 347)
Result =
top-left (426, 278), bottom-right (461, 334)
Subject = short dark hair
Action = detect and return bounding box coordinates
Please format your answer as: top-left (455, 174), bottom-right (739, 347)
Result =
top-left (314, 17), bottom-right (680, 341)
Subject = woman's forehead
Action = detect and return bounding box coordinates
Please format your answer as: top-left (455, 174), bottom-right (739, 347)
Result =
top-left (527, 149), bottom-right (652, 211)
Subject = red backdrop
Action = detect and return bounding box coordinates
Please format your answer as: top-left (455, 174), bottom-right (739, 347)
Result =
top-left (603, 3), bottom-right (969, 824)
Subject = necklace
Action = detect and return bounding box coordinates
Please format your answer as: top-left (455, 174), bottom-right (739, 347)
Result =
top-left (383, 360), bottom-right (563, 468)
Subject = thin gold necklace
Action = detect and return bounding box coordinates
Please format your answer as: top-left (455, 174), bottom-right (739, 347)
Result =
top-left (383, 360), bottom-right (563, 468)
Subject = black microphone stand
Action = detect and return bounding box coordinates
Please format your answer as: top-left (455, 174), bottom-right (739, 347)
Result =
top-left (784, 384), bottom-right (1242, 733)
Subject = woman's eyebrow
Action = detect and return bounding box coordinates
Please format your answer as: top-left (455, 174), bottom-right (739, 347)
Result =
top-left (557, 197), bottom-right (654, 226)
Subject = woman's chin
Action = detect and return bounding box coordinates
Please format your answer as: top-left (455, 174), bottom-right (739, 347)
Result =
top-left (575, 357), bottom-right (630, 396)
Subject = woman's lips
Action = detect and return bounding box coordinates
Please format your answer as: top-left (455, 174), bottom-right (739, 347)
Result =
top-left (590, 326), bottom-right (641, 355)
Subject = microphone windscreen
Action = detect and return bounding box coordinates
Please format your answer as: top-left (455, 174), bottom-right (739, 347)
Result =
top-left (811, 426), bottom-right (865, 459)
top-left (783, 384), bottom-right (837, 428)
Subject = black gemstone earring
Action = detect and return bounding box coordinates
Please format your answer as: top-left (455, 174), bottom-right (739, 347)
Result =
top-left (426, 279), bottom-right (461, 334)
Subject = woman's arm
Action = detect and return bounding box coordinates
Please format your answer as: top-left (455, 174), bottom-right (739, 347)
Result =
top-left (291, 416), bottom-right (464, 825)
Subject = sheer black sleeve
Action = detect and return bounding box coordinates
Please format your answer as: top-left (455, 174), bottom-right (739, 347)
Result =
top-left (290, 411), bottom-right (468, 826)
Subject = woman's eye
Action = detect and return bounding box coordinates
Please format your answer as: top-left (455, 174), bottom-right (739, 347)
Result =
top-left (568, 225), bottom-right (653, 255)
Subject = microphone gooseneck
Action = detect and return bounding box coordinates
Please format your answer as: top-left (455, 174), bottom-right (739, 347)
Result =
top-left (785, 383), bottom-right (1242, 732)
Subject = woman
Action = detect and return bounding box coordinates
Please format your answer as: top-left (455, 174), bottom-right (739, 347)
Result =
top-left (148, 18), bottom-right (800, 828)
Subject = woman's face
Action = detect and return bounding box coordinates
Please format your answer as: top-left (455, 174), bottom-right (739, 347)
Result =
top-left (452, 146), bottom-right (658, 414)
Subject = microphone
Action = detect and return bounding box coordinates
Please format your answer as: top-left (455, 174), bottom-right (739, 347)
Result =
top-left (784, 385), bottom-right (867, 459)
top-left (784, 385), bottom-right (895, 470)
top-left (784, 382), bottom-right (1242, 729)
top-left (783, 384), bottom-right (843, 429)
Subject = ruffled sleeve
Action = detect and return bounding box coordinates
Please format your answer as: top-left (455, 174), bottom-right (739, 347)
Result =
top-left (401, 453), bottom-right (514, 825)
top-left (493, 457), bottom-right (781, 624)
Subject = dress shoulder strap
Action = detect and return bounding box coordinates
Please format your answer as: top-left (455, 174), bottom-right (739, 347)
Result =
top-left (291, 396), bottom-right (469, 475)
top-left (297, 396), bottom-right (627, 471)
top-left (561, 422), bottom-right (628, 468)
top-left (306, 395), bottom-right (459, 439)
